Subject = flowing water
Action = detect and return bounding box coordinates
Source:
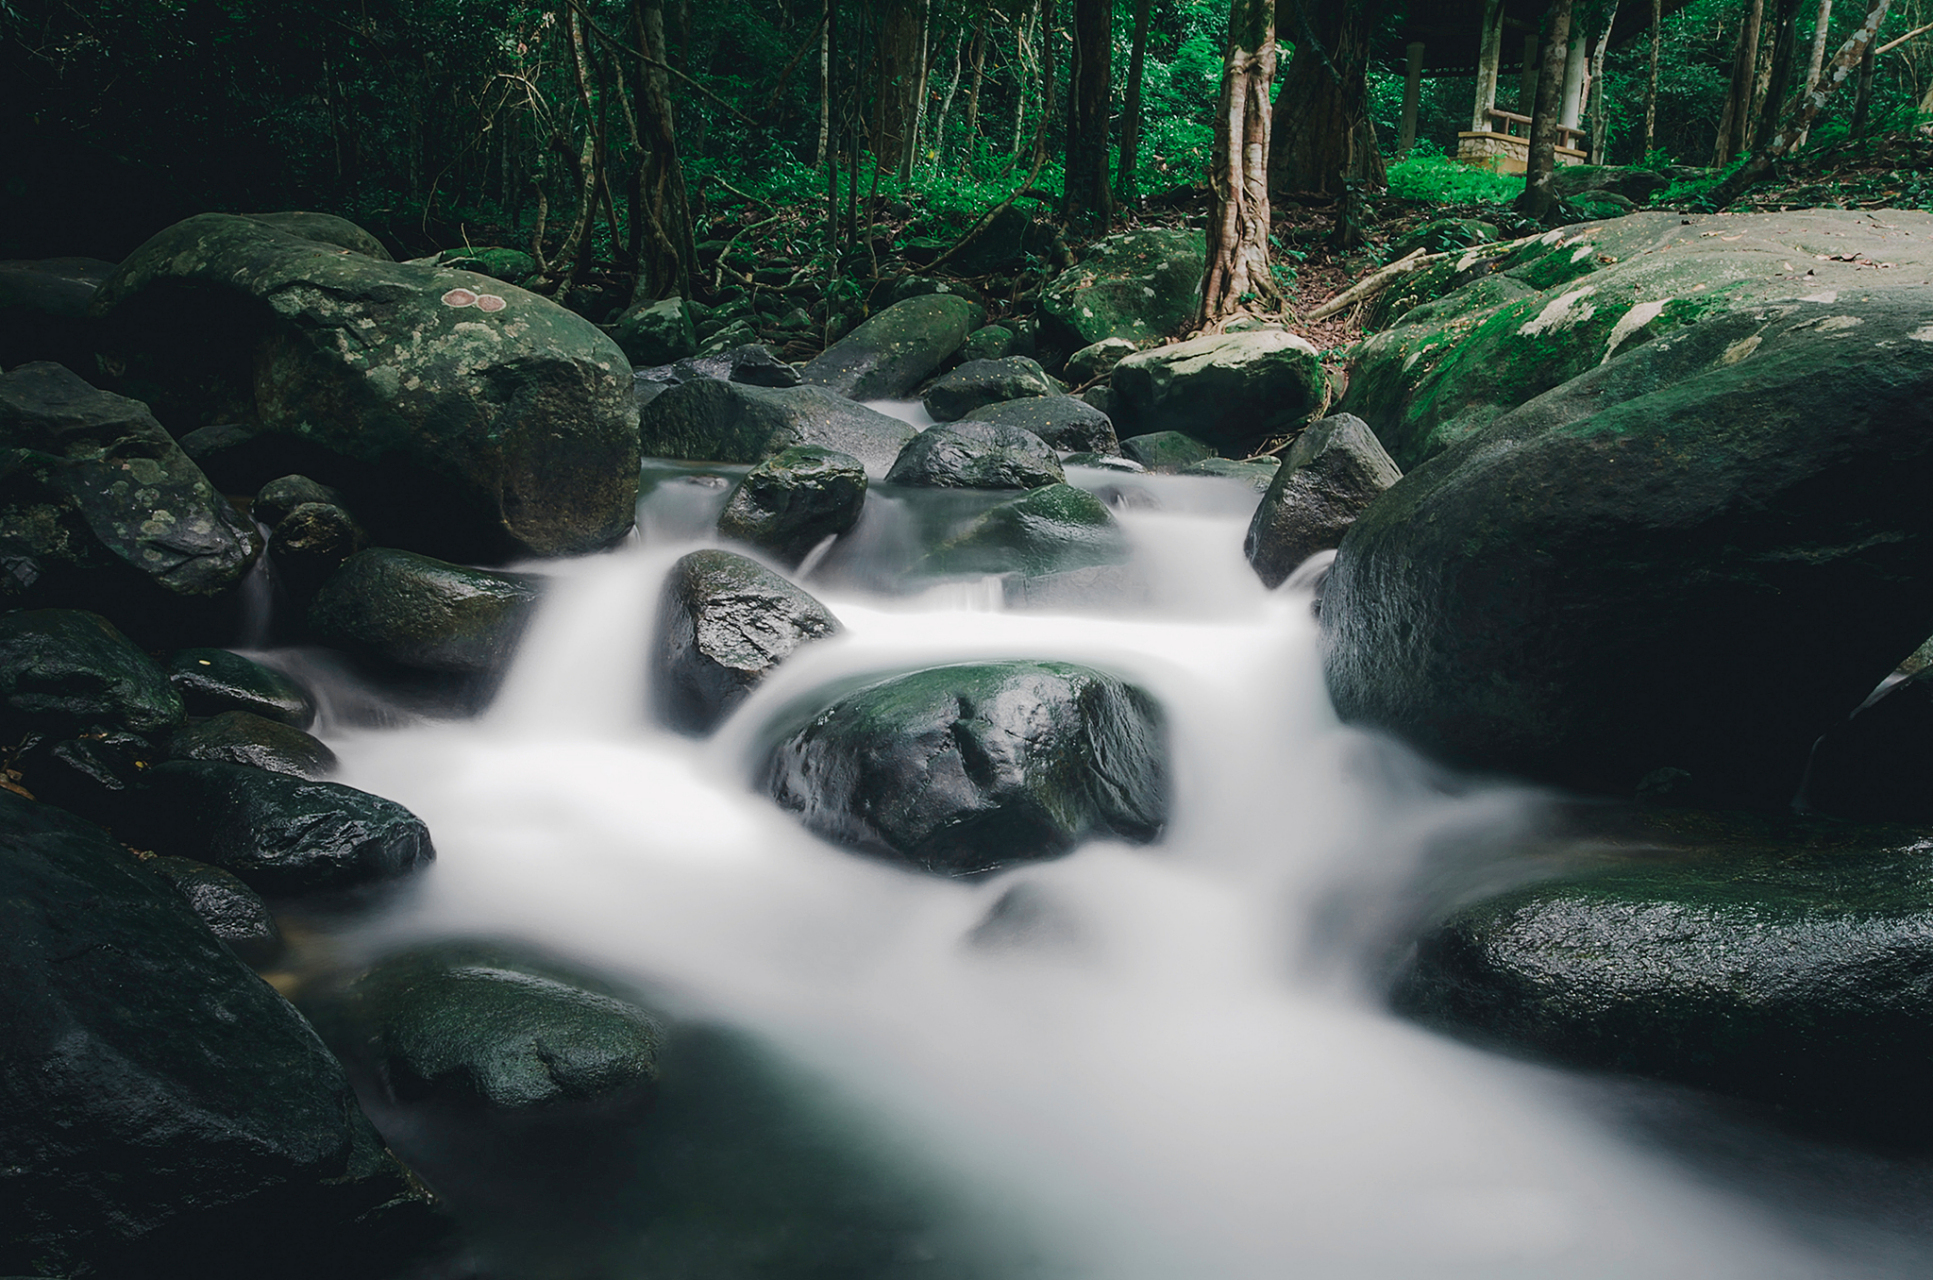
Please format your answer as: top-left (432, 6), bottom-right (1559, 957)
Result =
top-left (268, 423), bottom-right (1933, 1278)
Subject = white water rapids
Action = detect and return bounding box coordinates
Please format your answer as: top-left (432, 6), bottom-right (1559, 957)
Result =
top-left (286, 447), bottom-right (1933, 1278)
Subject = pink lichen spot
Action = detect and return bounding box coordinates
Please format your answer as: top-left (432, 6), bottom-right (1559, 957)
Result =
top-left (475, 294), bottom-right (507, 313)
top-left (441, 288), bottom-right (479, 308)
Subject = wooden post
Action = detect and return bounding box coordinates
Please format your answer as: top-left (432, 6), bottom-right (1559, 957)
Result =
top-left (1472, 0), bottom-right (1505, 130)
top-left (1399, 40), bottom-right (1425, 155)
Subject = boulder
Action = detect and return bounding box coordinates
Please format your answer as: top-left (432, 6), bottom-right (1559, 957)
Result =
top-left (945, 205), bottom-right (1049, 274)
top-left (429, 246), bottom-right (535, 282)
top-left (270, 501), bottom-right (369, 599)
top-left (1111, 330), bottom-right (1326, 455)
top-left (1181, 456), bottom-right (1282, 494)
top-left (638, 379), bottom-right (916, 476)
top-left (763, 661), bottom-right (1168, 876)
top-left (306, 941), bottom-right (664, 1114)
top-left (0, 608), bottom-right (182, 738)
top-left (1063, 337), bottom-right (1141, 384)
top-left (1244, 414), bottom-right (1400, 589)
top-left (963, 395), bottom-right (1117, 454)
top-left (166, 648), bottom-right (316, 729)
top-left (920, 357), bottom-right (1060, 422)
top-left (1553, 164), bottom-right (1671, 206)
top-left (1393, 807), bottom-right (1933, 1139)
top-left (170, 709), bottom-right (337, 780)
top-left (959, 325), bottom-right (1016, 362)
top-left (0, 256), bottom-right (114, 370)
top-left (308, 548), bottom-right (541, 677)
top-left (886, 421), bottom-right (1065, 490)
top-left (1038, 229), bottom-right (1205, 352)
top-left (921, 483), bottom-right (1129, 578)
top-left (253, 473), bottom-right (345, 527)
top-left (672, 342), bottom-right (802, 388)
top-left (145, 854), bottom-right (285, 967)
top-left (1806, 669), bottom-right (1933, 822)
top-left (1120, 430), bottom-right (1215, 471)
top-left (655, 550), bottom-right (842, 736)
top-left (1323, 210), bottom-right (1933, 804)
top-left (1062, 453), bottom-right (1146, 473)
top-left (0, 362), bottom-right (261, 640)
top-left (0, 790), bottom-right (439, 1277)
top-left (243, 211), bottom-right (394, 259)
top-left (1389, 218), bottom-right (1498, 261)
top-left (610, 296), bottom-right (698, 366)
top-left (89, 212), bottom-right (638, 561)
top-left (12, 725), bottom-right (162, 828)
top-left (697, 318), bottom-right (761, 356)
top-left (799, 294), bottom-right (982, 399)
top-left (135, 760), bottom-right (434, 896)
top-left (716, 445), bottom-right (868, 568)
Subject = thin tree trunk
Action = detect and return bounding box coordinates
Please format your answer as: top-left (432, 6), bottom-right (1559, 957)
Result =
top-left (633, 0), bottom-right (694, 300)
top-left (1063, 0), bottom-right (1112, 227)
top-left (962, 13), bottom-right (988, 157)
top-left (932, 26), bottom-right (966, 169)
top-left (1201, 0), bottom-right (1278, 326)
top-left (1745, 0), bottom-right (1782, 144)
top-left (1011, 0), bottom-right (1037, 158)
top-left (1709, 0), bottom-right (1892, 206)
top-left (906, 0), bottom-right (933, 176)
top-left (1645, 0), bottom-right (1662, 156)
top-left (1518, 0), bottom-right (1574, 220)
top-left (1035, 0), bottom-right (1059, 167)
top-left (817, 0), bottom-right (832, 167)
top-left (1796, 0), bottom-right (1833, 144)
top-left (1589, 6), bottom-right (1618, 163)
top-left (1117, 0), bottom-right (1152, 203)
top-left (1714, 0), bottom-right (1766, 164)
top-left (1753, 0), bottom-right (1803, 150)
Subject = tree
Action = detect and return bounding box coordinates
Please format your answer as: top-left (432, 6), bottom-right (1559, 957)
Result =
top-left (631, 0), bottom-right (694, 302)
top-left (1269, 0), bottom-right (1385, 201)
top-left (1063, 0), bottom-right (1112, 227)
top-left (1517, 0), bottom-right (1574, 221)
top-left (1713, 0), bottom-right (1766, 165)
top-left (1116, 0), bottom-right (1153, 206)
top-left (1201, 0), bottom-right (1278, 326)
top-left (875, 0), bottom-right (928, 179)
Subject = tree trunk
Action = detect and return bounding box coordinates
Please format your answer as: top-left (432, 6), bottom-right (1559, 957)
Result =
top-left (1851, 37), bottom-right (1877, 132)
top-left (1269, 0), bottom-right (1387, 200)
top-left (907, 0), bottom-right (933, 177)
top-left (1714, 0), bottom-right (1766, 165)
top-left (817, 0), bottom-right (833, 168)
top-left (1011, 0), bottom-right (1038, 158)
top-left (632, 0), bottom-right (694, 301)
top-left (1202, 0), bottom-right (1278, 326)
top-left (932, 26), bottom-right (966, 169)
top-left (962, 14), bottom-right (988, 157)
top-left (1796, 0), bottom-right (1832, 145)
top-left (1517, 0), bottom-right (1574, 221)
top-left (1117, 0), bottom-right (1153, 203)
top-left (1589, 7), bottom-right (1618, 163)
top-left (1035, 0), bottom-right (1059, 167)
top-left (1753, 0), bottom-right (1803, 151)
top-left (1063, 0), bottom-right (1112, 227)
top-left (1645, 0), bottom-right (1662, 156)
top-left (875, 0), bottom-right (926, 176)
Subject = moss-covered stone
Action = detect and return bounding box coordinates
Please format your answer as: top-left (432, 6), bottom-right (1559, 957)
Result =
top-left (887, 421), bottom-right (1064, 490)
top-left (799, 294), bottom-right (982, 399)
top-left (920, 357), bottom-right (1060, 422)
top-left (610, 295), bottom-right (698, 366)
top-left (308, 548), bottom-right (540, 676)
top-left (964, 395), bottom-right (1117, 454)
top-left (166, 649), bottom-right (314, 729)
top-left (253, 474), bottom-right (344, 528)
top-left (920, 483), bottom-right (1128, 578)
top-left (1243, 414), bottom-right (1399, 587)
top-left (1112, 329), bottom-right (1326, 455)
top-left (1181, 456), bottom-right (1281, 494)
top-left (1120, 430), bottom-right (1215, 472)
top-left (716, 445), bottom-right (868, 568)
top-left (1038, 229), bottom-right (1205, 352)
top-left (959, 325), bottom-right (1016, 362)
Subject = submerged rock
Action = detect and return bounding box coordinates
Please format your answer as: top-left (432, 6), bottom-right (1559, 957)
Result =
top-left (764, 661), bottom-right (1168, 876)
top-left (638, 379), bottom-right (916, 476)
top-left (920, 357), bottom-right (1060, 422)
top-left (655, 550), bottom-right (842, 736)
top-left (716, 445), bottom-right (868, 568)
top-left (1244, 414), bottom-right (1401, 588)
top-left (308, 548), bottom-right (541, 676)
top-left (887, 421), bottom-right (1065, 490)
top-left (145, 854), bottom-right (284, 967)
top-left (921, 483), bottom-right (1129, 578)
top-left (166, 647), bottom-right (316, 729)
top-left (800, 294), bottom-right (982, 399)
top-left (0, 608), bottom-right (182, 738)
top-left (1111, 330), bottom-right (1326, 456)
top-left (0, 790), bottom-right (439, 1276)
top-left (1038, 228), bottom-right (1205, 352)
top-left (169, 709), bottom-right (337, 780)
top-left (963, 395), bottom-right (1117, 455)
top-left (1181, 457), bottom-right (1281, 493)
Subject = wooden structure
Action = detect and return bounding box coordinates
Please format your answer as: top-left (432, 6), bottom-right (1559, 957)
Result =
top-left (1459, 108), bottom-right (1587, 173)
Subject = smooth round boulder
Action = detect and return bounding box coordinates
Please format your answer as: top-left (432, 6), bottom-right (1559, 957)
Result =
top-left (0, 608), bottom-right (182, 738)
top-left (887, 421), bottom-right (1065, 491)
top-left (308, 548), bottom-right (541, 676)
top-left (1244, 414), bottom-right (1401, 588)
top-left (1111, 330), bottom-right (1327, 456)
top-left (169, 709), bottom-right (337, 780)
top-left (1120, 431), bottom-right (1216, 472)
top-left (959, 325), bottom-right (1016, 363)
top-left (963, 395), bottom-right (1117, 454)
top-left (716, 445), bottom-right (868, 568)
top-left (145, 854), bottom-right (284, 967)
top-left (270, 501), bottom-right (369, 599)
top-left (656, 550), bottom-right (842, 736)
top-left (799, 294), bottom-right (982, 399)
top-left (638, 379), bottom-right (916, 477)
top-left (252, 474), bottom-right (344, 528)
top-left (921, 484), bottom-right (1129, 578)
top-left (166, 648), bottom-right (316, 729)
top-left (1064, 337), bottom-right (1141, 384)
top-left (920, 357), bottom-right (1060, 423)
top-left (763, 661), bottom-right (1168, 876)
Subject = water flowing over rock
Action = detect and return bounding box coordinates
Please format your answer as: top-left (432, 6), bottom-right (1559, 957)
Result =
top-left (1111, 330), bottom-right (1326, 456)
top-left (920, 357), bottom-right (1061, 422)
top-left (1244, 414), bottom-right (1400, 589)
top-left (638, 379), bottom-right (915, 476)
top-left (962, 395), bottom-right (1118, 455)
top-left (1323, 209), bottom-right (1933, 805)
top-left (1038, 229), bottom-right (1205, 352)
top-left (655, 550), bottom-right (841, 736)
top-left (0, 790), bottom-right (441, 1277)
top-left (763, 661), bottom-right (1168, 876)
top-left (886, 421), bottom-right (1065, 490)
top-left (716, 445), bottom-right (867, 568)
top-left (89, 212), bottom-right (638, 561)
top-left (800, 294), bottom-right (981, 399)
top-left (308, 548), bottom-right (541, 677)
top-left (920, 483), bottom-right (1128, 578)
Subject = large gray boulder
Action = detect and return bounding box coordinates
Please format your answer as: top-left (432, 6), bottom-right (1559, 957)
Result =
top-left (1038, 229), bottom-right (1205, 353)
top-left (886, 421), bottom-right (1065, 490)
top-left (89, 213), bottom-right (639, 561)
top-left (716, 445), bottom-right (868, 568)
top-left (1244, 414), bottom-right (1400, 588)
top-left (920, 357), bottom-right (1060, 422)
top-left (1323, 210), bottom-right (1933, 806)
top-left (638, 379), bottom-right (916, 476)
top-left (800, 294), bottom-right (982, 399)
top-left (308, 548), bottom-right (541, 677)
top-left (963, 395), bottom-right (1118, 454)
top-left (1111, 329), bottom-right (1326, 456)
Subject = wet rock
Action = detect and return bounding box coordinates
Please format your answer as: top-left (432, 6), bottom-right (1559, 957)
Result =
top-left (638, 379), bottom-right (916, 476)
top-left (0, 608), bottom-right (182, 738)
top-left (764, 661), bottom-right (1168, 876)
top-left (964, 396), bottom-right (1117, 454)
top-left (716, 445), bottom-right (868, 568)
top-left (307, 941), bottom-right (664, 1114)
top-left (1244, 414), bottom-right (1400, 589)
top-left (244, 210), bottom-right (394, 259)
top-left (166, 647), bottom-right (316, 729)
top-left (1111, 330), bottom-right (1326, 456)
top-left (1553, 164), bottom-right (1670, 206)
top-left (90, 212), bottom-right (638, 560)
top-left (253, 473), bottom-right (344, 528)
top-left (1323, 211), bottom-right (1933, 805)
top-left (656, 550), bottom-right (842, 736)
top-left (0, 362), bottom-right (261, 641)
top-left (921, 483), bottom-right (1129, 578)
top-left (800, 294), bottom-right (982, 399)
top-left (610, 295), bottom-right (698, 366)
top-left (134, 759), bottom-right (434, 896)
top-left (308, 548), bottom-right (541, 677)
top-left (959, 325), bottom-right (1016, 363)
top-left (1392, 807), bottom-right (1933, 1138)
top-left (0, 256), bottom-right (114, 370)
top-left (0, 790), bottom-right (440, 1277)
top-left (1064, 337), bottom-right (1140, 385)
top-left (1061, 452), bottom-right (1146, 473)
top-left (145, 854), bottom-right (284, 966)
top-left (673, 342), bottom-right (802, 388)
top-left (1181, 456), bottom-right (1282, 494)
top-left (920, 357), bottom-right (1060, 423)
top-left (887, 421), bottom-right (1065, 490)
top-left (169, 709), bottom-right (337, 780)
top-left (12, 725), bottom-right (162, 828)
top-left (697, 318), bottom-right (761, 356)
top-left (1120, 430), bottom-right (1216, 472)
top-left (270, 501), bottom-right (369, 599)
top-left (1807, 669), bottom-right (1933, 822)
top-left (1038, 228), bottom-right (1204, 352)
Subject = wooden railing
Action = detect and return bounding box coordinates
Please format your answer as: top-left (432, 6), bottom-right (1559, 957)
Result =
top-left (1483, 108), bottom-right (1587, 149)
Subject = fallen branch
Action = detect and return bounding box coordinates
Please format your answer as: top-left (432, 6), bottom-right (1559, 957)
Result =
top-left (1302, 248), bottom-right (1433, 322)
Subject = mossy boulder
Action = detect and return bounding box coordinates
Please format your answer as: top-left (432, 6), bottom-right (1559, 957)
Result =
top-left (1120, 430), bottom-right (1215, 472)
top-left (1111, 329), bottom-right (1326, 456)
top-left (963, 395), bottom-right (1117, 455)
top-left (887, 421), bottom-right (1064, 490)
top-left (0, 362), bottom-right (261, 641)
top-left (1181, 456), bottom-right (1282, 494)
top-left (0, 608), bottom-right (182, 738)
top-left (959, 325), bottom-right (1016, 362)
top-left (638, 379), bottom-right (916, 476)
top-left (1038, 229), bottom-right (1205, 352)
top-left (89, 212), bottom-right (638, 561)
top-left (920, 483), bottom-right (1128, 578)
top-left (308, 548), bottom-right (541, 677)
top-left (0, 256), bottom-right (115, 370)
top-left (1323, 210), bottom-right (1933, 805)
top-left (1063, 337), bottom-right (1141, 384)
top-left (1244, 414), bottom-right (1400, 588)
top-left (800, 294), bottom-right (982, 399)
top-left (1553, 164), bottom-right (1671, 206)
top-left (270, 501), bottom-right (369, 599)
top-left (920, 357), bottom-right (1060, 422)
top-left (611, 295), bottom-right (698, 366)
top-left (0, 790), bottom-right (439, 1277)
top-left (253, 473), bottom-right (344, 527)
top-left (244, 211), bottom-right (394, 259)
top-left (1389, 218), bottom-right (1498, 261)
top-left (166, 647), bottom-right (315, 729)
top-left (716, 445), bottom-right (867, 569)
top-left (169, 709), bottom-right (337, 780)
top-left (763, 661), bottom-right (1168, 875)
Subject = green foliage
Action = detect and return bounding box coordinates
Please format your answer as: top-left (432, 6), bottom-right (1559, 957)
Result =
top-left (1385, 156), bottom-right (1523, 206)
